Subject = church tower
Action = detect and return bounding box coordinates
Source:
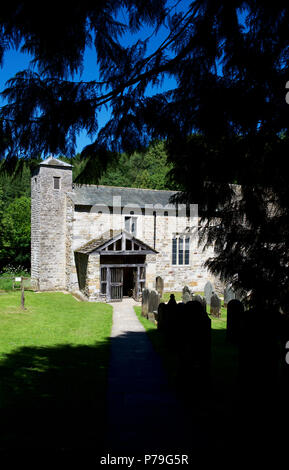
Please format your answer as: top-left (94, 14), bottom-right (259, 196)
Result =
top-left (31, 156), bottom-right (73, 290)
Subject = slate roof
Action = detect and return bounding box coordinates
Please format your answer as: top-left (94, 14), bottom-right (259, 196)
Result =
top-left (76, 230), bottom-right (121, 254)
top-left (75, 230), bottom-right (157, 254)
top-left (67, 184), bottom-right (178, 208)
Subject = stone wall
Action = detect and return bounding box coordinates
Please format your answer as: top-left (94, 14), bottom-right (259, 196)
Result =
top-left (65, 196), bottom-right (79, 291)
top-left (146, 254), bottom-right (157, 290)
top-left (68, 205), bottom-right (217, 295)
top-left (31, 168), bottom-right (220, 298)
top-left (31, 164), bottom-right (72, 290)
top-left (86, 253), bottom-right (100, 301)
top-left (30, 169), bottom-right (41, 290)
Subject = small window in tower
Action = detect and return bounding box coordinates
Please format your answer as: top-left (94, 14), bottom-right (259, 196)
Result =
top-left (53, 177), bottom-right (61, 190)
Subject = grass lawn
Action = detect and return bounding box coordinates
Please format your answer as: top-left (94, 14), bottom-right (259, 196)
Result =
top-left (0, 276), bottom-right (31, 291)
top-left (0, 291), bottom-right (113, 449)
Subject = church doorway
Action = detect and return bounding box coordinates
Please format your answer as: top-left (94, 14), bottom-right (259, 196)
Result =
top-left (100, 262), bottom-right (146, 302)
top-left (123, 267), bottom-right (135, 297)
top-left (76, 231), bottom-right (157, 302)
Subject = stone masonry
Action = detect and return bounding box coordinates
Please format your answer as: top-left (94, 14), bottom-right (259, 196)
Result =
top-left (31, 156), bottom-right (218, 300)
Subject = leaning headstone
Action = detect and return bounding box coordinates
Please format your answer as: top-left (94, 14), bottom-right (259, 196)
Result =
top-left (210, 293), bottom-right (221, 317)
top-left (224, 285), bottom-right (236, 307)
top-left (148, 289), bottom-right (160, 315)
top-left (142, 288), bottom-right (150, 318)
top-left (156, 276), bottom-right (164, 298)
top-left (226, 299), bottom-right (244, 343)
top-left (204, 281), bottom-right (213, 306)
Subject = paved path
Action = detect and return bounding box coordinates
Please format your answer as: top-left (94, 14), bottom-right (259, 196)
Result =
top-left (106, 298), bottom-right (201, 454)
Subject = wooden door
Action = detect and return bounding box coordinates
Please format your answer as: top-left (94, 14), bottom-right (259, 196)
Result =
top-left (110, 267), bottom-right (123, 301)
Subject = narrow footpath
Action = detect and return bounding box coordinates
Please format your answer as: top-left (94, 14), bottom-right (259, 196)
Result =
top-left (106, 298), bottom-right (203, 455)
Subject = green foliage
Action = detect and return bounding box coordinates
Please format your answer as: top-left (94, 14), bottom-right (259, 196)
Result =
top-left (1, 2), bottom-right (289, 307)
top-left (60, 141), bottom-right (178, 190)
top-left (0, 163), bottom-right (30, 204)
top-left (99, 141), bottom-right (176, 190)
top-left (0, 196), bottom-right (31, 270)
top-left (0, 163), bottom-right (31, 270)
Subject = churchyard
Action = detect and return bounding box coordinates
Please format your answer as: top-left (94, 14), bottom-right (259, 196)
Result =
top-left (139, 281), bottom-right (289, 451)
top-left (1, 283), bottom-right (289, 453)
top-left (0, 291), bottom-right (112, 448)
top-left (136, 287), bottom-right (235, 401)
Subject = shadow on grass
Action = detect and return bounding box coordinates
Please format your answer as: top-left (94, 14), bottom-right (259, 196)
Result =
top-left (143, 323), bottom-right (289, 456)
top-left (0, 341), bottom-right (111, 450)
top-left (1, 325), bottom-right (288, 458)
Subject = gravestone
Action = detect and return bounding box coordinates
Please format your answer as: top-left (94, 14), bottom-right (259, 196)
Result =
top-left (157, 303), bottom-right (167, 331)
top-left (194, 294), bottom-right (207, 313)
top-left (210, 293), bottom-right (221, 317)
top-left (148, 312), bottom-right (157, 323)
top-left (238, 307), bottom-right (281, 401)
top-left (167, 293), bottom-right (177, 306)
top-left (141, 288), bottom-right (150, 318)
top-left (180, 301), bottom-right (211, 384)
top-left (148, 289), bottom-right (160, 315)
top-left (182, 286), bottom-right (192, 304)
top-left (204, 281), bottom-right (213, 306)
top-left (224, 285), bottom-right (236, 307)
top-left (158, 302), bottom-right (175, 348)
top-left (226, 299), bottom-right (244, 343)
top-left (156, 276), bottom-right (164, 298)
top-left (235, 289), bottom-right (243, 302)
top-left (182, 292), bottom-right (192, 304)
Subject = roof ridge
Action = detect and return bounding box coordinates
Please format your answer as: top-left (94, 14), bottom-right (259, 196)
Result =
top-left (72, 183), bottom-right (178, 193)
top-left (40, 155), bottom-right (73, 167)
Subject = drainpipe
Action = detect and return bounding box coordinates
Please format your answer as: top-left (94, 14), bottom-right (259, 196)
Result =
top-left (153, 211), bottom-right (156, 249)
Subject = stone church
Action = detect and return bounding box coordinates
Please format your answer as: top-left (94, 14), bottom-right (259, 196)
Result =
top-left (31, 156), bottom-right (216, 301)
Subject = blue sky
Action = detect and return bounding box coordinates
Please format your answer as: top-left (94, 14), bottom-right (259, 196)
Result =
top-left (0, 0), bottom-right (184, 153)
top-left (0, 1), bottom-right (186, 155)
top-left (0, 1), bottom-right (247, 155)
top-left (0, 44), bottom-right (111, 153)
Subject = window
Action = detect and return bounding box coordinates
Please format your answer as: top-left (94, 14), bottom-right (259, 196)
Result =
top-left (178, 237), bottom-right (183, 264)
top-left (172, 238), bottom-right (177, 265)
top-left (125, 216), bottom-right (137, 235)
top-left (172, 236), bottom-right (190, 265)
top-left (185, 237), bottom-right (190, 265)
top-left (53, 177), bottom-right (60, 189)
